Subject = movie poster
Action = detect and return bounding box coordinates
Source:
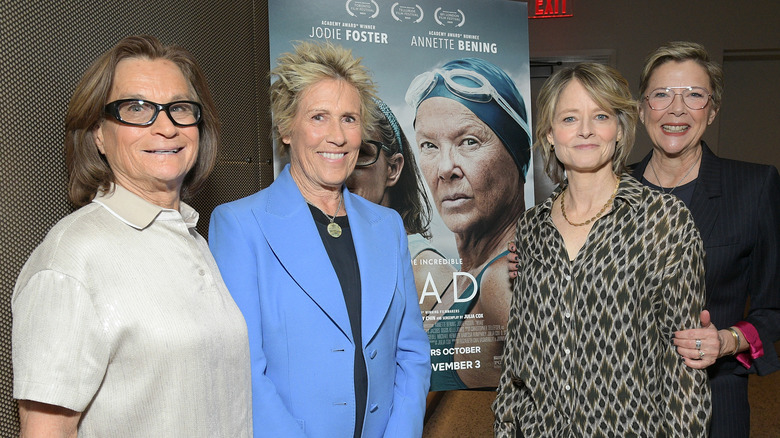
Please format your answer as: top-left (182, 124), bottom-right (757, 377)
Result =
top-left (269, 0), bottom-right (531, 390)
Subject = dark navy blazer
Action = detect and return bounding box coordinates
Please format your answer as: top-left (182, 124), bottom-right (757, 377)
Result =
top-left (632, 142), bottom-right (780, 437)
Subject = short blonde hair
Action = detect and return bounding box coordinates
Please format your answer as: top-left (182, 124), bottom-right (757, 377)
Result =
top-left (65, 35), bottom-right (220, 206)
top-left (535, 63), bottom-right (638, 184)
top-left (639, 41), bottom-right (724, 111)
top-left (269, 41), bottom-right (377, 155)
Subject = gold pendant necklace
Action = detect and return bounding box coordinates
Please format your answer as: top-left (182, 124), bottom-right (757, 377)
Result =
top-left (327, 221), bottom-right (342, 238)
top-left (561, 175), bottom-right (620, 227)
top-left (308, 195), bottom-right (343, 238)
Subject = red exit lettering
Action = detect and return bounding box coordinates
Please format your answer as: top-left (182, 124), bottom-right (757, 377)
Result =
top-left (532, 0), bottom-right (572, 18)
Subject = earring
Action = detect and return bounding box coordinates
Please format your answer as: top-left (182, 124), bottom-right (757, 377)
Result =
top-left (550, 144), bottom-right (555, 151)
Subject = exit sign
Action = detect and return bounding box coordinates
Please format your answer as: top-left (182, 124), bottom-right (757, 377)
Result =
top-left (529, 0), bottom-right (573, 19)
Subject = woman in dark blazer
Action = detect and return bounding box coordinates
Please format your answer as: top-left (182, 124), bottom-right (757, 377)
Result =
top-left (208, 41), bottom-right (430, 438)
top-left (632, 41), bottom-right (780, 438)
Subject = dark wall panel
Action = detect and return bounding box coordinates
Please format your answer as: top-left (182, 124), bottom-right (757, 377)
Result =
top-left (0, 1), bottom-right (271, 434)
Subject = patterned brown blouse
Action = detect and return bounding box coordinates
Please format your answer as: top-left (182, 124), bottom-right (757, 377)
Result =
top-left (493, 175), bottom-right (711, 437)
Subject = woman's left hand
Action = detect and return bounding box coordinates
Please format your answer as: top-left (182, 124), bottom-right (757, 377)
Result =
top-left (673, 310), bottom-right (720, 369)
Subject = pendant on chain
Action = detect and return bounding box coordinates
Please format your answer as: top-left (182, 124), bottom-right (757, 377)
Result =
top-left (327, 222), bottom-right (342, 238)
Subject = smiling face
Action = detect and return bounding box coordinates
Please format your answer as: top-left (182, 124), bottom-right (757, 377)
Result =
top-left (640, 60), bottom-right (718, 158)
top-left (283, 78), bottom-right (363, 198)
top-left (94, 57), bottom-right (199, 207)
top-left (415, 97), bottom-right (521, 235)
top-left (547, 79), bottom-right (620, 178)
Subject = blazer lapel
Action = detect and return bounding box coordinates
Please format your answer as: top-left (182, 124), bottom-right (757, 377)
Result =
top-left (632, 144), bottom-right (722, 242)
top-left (345, 193), bottom-right (398, 347)
top-left (688, 142), bottom-right (722, 242)
top-left (254, 168), bottom-right (352, 340)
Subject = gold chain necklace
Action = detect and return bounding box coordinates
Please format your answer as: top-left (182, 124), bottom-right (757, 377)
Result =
top-left (560, 175), bottom-right (620, 227)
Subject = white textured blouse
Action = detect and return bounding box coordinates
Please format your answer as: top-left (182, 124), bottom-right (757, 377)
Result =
top-left (12, 184), bottom-right (252, 437)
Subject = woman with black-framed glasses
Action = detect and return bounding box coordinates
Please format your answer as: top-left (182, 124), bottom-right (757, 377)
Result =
top-left (348, 98), bottom-right (433, 244)
top-left (12, 35), bottom-right (252, 437)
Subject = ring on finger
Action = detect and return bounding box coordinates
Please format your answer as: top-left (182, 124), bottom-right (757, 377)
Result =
top-left (695, 339), bottom-right (702, 350)
top-left (699, 350), bottom-right (705, 359)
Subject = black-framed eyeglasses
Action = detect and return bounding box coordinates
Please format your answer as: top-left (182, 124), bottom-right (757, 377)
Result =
top-left (104, 99), bottom-right (203, 127)
top-left (355, 140), bottom-right (387, 167)
top-left (644, 87), bottom-right (711, 111)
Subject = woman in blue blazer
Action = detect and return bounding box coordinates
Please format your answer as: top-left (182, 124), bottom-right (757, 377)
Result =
top-left (208, 41), bottom-right (430, 438)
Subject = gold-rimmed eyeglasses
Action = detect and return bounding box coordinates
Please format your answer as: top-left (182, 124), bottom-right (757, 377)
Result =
top-left (644, 86), bottom-right (711, 111)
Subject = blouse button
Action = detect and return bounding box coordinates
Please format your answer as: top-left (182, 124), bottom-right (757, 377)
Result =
top-left (198, 268), bottom-right (206, 276)
top-left (564, 384), bottom-right (571, 391)
top-left (564, 348), bottom-right (571, 355)
top-left (564, 312), bottom-right (571, 319)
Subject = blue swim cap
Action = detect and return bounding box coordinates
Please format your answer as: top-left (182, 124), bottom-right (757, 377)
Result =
top-left (408, 58), bottom-right (531, 181)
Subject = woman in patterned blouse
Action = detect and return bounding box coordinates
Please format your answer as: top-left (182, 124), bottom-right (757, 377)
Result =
top-left (493, 63), bottom-right (711, 437)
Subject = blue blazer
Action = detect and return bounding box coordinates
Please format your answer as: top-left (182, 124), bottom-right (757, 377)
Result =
top-left (209, 165), bottom-right (431, 438)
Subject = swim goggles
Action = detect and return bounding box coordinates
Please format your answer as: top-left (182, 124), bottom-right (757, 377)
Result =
top-left (405, 68), bottom-right (530, 137)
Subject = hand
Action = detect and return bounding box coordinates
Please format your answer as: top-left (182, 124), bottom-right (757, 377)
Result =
top-left (673, 310), bottom-right (720, 369)
top-left (506, 241), bottom-right (519, 279)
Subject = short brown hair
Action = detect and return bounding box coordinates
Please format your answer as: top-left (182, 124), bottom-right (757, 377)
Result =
top-left (535, 63), bottom-right (638, 184)
top-left (367, 101), bottom-right (432, 238)
top-left (65, 34), bottom-right (220, 206)
top-left (269, 40), bottom-right (377, 156)
top-left (639, 41), bottom-right (724, 111)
